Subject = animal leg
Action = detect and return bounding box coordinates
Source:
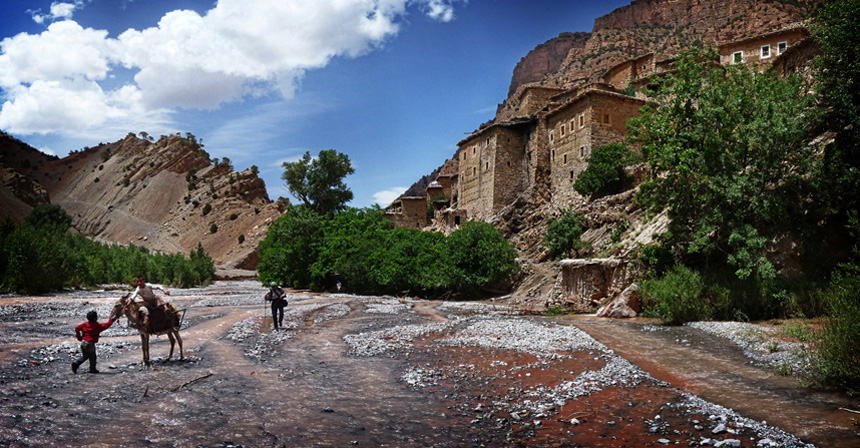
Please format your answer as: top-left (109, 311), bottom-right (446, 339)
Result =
top-left (140, 332), bottom-right (150, 367)
top-left (167, 332), bottom-right (175, 360)
top-left (175, 330), bottom-right (184, 360)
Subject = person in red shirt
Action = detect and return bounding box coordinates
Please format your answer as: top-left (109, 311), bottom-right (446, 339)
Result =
top-left (72, 310), bottom-right (114, 374)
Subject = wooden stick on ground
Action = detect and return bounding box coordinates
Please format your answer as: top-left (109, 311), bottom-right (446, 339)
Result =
top-left (171, 373), bottom-right (213, 392)
top-left (839, 407), bottom-right (860, 415)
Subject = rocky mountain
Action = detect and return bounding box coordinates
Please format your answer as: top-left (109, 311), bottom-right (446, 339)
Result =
top-left (0, 132), bottom-right (283, 273)
top-left (505, 0), bottom-right (816, 101)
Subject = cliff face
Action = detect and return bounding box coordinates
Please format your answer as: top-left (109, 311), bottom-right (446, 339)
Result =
top-left (0, 132), bottom-right (282, 271)
top-left (508, 32), bottom-right (590, 97)
top-left (505, 0), bottom-right (816, 100)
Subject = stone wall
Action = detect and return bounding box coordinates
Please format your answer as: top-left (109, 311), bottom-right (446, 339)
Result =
top-left (384, 196), bottom-right (427, 229)
top-left (556, 258), bottom-right (630, 311)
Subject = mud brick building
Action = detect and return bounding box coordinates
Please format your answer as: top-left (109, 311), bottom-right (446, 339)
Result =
top-left (545, 85), bottom-right (645, 207)
top-left (389, 25), bottom-right (816, 231)
top-left (718, 24), bottom-right (809, 68)
top-left (385, 196), bottom-right (427, 229)
top-left (456, 120), bottom-right (533, 221)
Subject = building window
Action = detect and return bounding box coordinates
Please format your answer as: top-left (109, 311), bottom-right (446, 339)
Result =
top-left (602, 113), bottom-right (610, 125)
top-left (570, 119), bottom-right (575, 131)
top-left (578, 114), bottom-right (584, 128)
top-left (777, 41), bottom-right (787, 55)
top-left (549, 130), bottom-right (554, 143)
top-left (563, 154), bottom-right (567, 164)
top-left (485, 162), bottom-right (489, 170)
top-left (472, 146), bottom-right (476, 154)
top-left (507, 161), bottom-right (511, 167)
top-left (473, 167), bottom-right (476, 175)
top-left (580, 146), bottom-right (585, 158)
top-left (733, 51), bottom-right (744, 64)
top-left (551, 149), bottom-right (555, 161)
top-left (761, 44), bottom-right (771, 59)
top-left (560, 124), bottom-right (566, 137)
top-left (569, 171), bottom-right (574, 180)
top-left (486, 138), bottom-right (490, 147)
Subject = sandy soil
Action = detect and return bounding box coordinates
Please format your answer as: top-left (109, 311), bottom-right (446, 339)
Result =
top-left (0, 282), bottom-right (857, 448)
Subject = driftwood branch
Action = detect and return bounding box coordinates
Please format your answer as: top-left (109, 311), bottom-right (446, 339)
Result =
top-left (171, 373), bottom-right (213, 392)
top-left (839, 407), bottom-right (860, 415)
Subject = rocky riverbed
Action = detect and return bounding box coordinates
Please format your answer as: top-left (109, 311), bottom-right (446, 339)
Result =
top-left (0, 281), bottom-right (857, 447)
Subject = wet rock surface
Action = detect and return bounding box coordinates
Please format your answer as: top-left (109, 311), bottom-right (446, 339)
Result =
top-left (0, 282), bottom-right (854, 447)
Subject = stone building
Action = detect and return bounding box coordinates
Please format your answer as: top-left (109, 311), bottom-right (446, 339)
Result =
top-left (601, 53), bottom-right (657, 92)
top-left (456, 120), bottom-right (533, 221)
top-left (394, 25), bottom-right (814, 233)
top-left (545, 87), bottom-right (645, 207)
top-left (718, 23), bottom-right (809, 68)
top-left (496, 85), bottom-right (565, 122)
top-left (385, 196), bottom-right (427, 229)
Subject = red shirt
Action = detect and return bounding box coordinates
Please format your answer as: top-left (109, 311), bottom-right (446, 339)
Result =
top-left (75, 318), bottom-right (114, 343)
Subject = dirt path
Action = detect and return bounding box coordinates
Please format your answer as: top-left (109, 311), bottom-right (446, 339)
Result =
top-left (1, 282), bottom-right (857, 447)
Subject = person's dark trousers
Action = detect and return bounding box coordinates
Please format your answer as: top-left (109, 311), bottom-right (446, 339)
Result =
top-left (271, 300), bottom-right (285, 330)
top-left (73, 340), bottom-right (97, 372)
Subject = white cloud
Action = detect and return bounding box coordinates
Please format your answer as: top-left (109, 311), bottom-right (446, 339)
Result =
top-left (373, 187), bottom-right (408, 207)
top-left (1, 0), bottom-right (461, 138)
top-left (29, 1), bottom-right (88, 24)
top-left (425, 0), bottom-right (456, 22)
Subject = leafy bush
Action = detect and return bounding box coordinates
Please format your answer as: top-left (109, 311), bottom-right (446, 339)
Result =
top-left (229, 213), bottom-right (238, 221)
top-left (202, 203), bottom-right (212, 216)
top-left (573, 143), bottom-right (636, 197)
top-left (446, 221), bottom-right (519, 294)
top-left (238, 234), bottom-right (245, 244)
top-left (543, 210), bottom-right (587, 260)
top-left (209, 223), bottom-right (218, 233)
top-left (641, 265), bottom-right (710, 325)
top-left (814, 271), bottom-right (860, 393)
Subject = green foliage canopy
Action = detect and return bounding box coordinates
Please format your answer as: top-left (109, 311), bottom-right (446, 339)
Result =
top-left (573, 143), bottom-right (637, 197)
top-left (0, 213), bottom-right (215, 293)
top-left (543, 210), bottom-right (587, 260)
top-left (811, 0), bottom-right (860, 214)
top-left (627, 46), bottom-right (816, 280)
top-left (257, 206), bottom-right (518, 296)
top-left (282, 150), bottom-right (355, 214)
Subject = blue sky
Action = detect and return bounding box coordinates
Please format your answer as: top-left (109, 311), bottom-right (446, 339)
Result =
top-left (0, 0), bottom-right (632, 207)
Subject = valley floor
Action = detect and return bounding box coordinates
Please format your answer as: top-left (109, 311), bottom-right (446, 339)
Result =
top-left (0, 282), bottom-right (857, 447)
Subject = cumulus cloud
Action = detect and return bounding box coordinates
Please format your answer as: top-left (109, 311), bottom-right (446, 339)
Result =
top-left (373, 187), bottom-right (408, 207)
top-left (29, 1), bottom-right (88, 24)
top-left (1, 0), bottom-right (460, 138)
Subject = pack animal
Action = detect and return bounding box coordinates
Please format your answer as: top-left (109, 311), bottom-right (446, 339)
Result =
top-left (110, 293), bottom-right (184, 367)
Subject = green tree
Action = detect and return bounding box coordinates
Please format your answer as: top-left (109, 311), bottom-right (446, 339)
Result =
top-left (543, 210), bottom-right (588, 260)
top-left (627, 46), bottom-right (815, 280)
top-left (811, 0), bottom-right (860, 215)
top-left (573, 143), bottom-right (637, 197)
top-left (25, 204), bottom-right (72, 231)
top-left (282, 149), bottom-right (355, 214)
top-left (257, 205), bottom-right (324, 289)
top-left (446, 221), bottom-right (518, 293)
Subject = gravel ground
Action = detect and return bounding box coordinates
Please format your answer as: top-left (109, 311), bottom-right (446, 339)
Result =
top-left (687, 321), bottom-right (814, 374)
top-left (1, 283), bottom-right (847, 447)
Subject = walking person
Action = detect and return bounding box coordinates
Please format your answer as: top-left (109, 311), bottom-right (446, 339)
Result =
top-left (264, 282), bottom-right (287, 330)
top-left (72, 311), bottom-right (114, 374)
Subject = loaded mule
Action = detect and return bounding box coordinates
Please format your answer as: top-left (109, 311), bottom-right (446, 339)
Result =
top-left (110, 293), bottom-right (184, 367)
